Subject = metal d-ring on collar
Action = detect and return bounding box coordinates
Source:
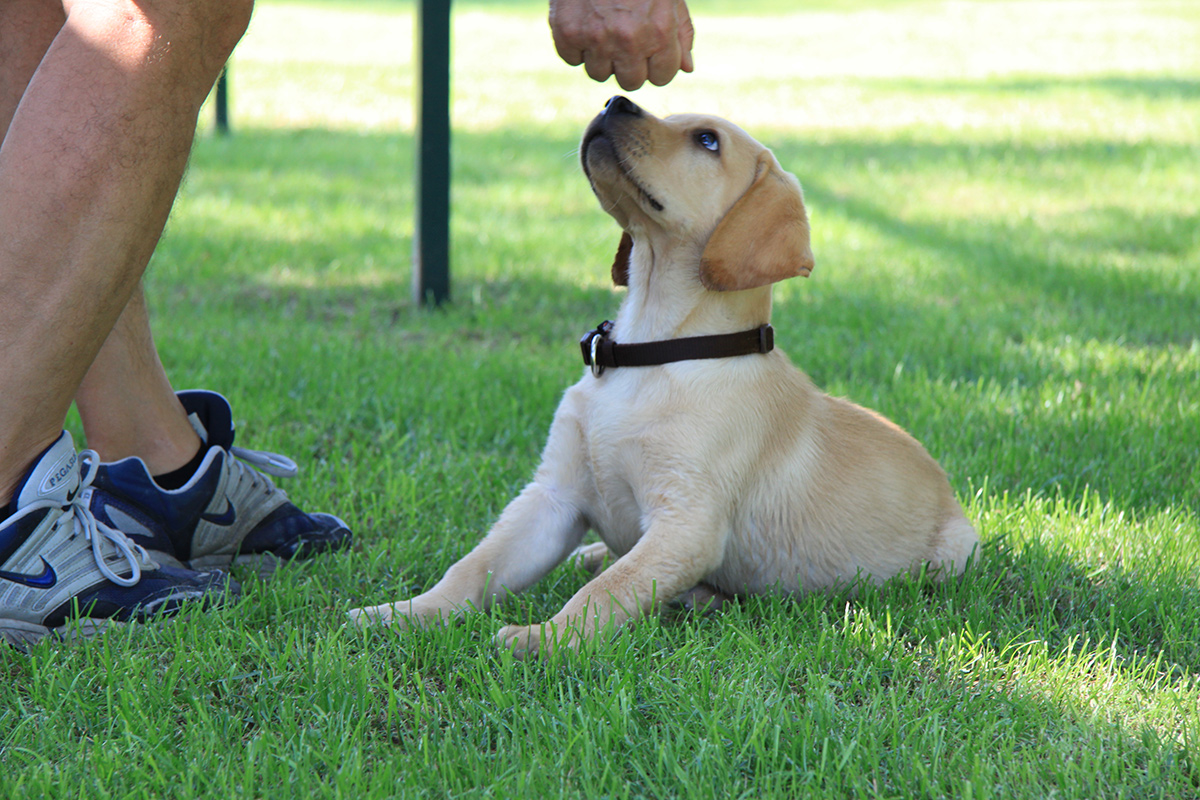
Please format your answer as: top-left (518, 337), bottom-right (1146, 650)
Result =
top-left (590, 330), bottom-right (604, 378)
top-left (579, 320), bottom-right (775, 378)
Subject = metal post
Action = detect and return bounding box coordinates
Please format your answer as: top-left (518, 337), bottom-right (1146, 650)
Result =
top-left (413, 0), bottom-right (451, 306)
top-left (215, 68), bottom-right (230, 135)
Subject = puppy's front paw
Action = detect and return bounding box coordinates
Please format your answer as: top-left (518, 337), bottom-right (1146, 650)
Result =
top-left (347, 600), bottom-right (444, 631)
top-left (495, 622), bottom-right (577, 660)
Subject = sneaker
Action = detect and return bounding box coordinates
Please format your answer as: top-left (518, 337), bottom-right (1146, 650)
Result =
top-left (88, 390), bottom-right (352, 573)
top-left (0, 431), bottom-right (238, 648)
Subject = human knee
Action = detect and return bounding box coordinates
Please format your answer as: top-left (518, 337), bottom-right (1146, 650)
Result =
top-left (66, 0), bottom-right (254, 78)
top-left (178, 0), bottom-right (256, 65)
top-left (144, 0), bottom-right (255, 68)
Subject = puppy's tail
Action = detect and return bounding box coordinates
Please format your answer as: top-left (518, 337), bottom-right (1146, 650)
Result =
top-left (931, 515), bottom-right (980, 578)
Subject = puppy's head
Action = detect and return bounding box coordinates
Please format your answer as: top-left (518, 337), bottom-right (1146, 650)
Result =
top-left (581, 96), bottom-right (814, 291)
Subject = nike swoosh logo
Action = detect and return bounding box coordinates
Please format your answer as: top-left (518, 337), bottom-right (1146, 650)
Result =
top-left (201, 496), bottom-right (236, 526)
top-left (0, 557), bottom-right (58, 589)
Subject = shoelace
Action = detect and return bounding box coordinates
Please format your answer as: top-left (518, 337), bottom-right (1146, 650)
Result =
top-left (223, 446), bottom-right (300, 504)
top-left (73, 451), bottom-right (150, 588)
top-left (230, 446), bottom-right (298, 479)
top-left (185, 408), bottom-right (298, 480)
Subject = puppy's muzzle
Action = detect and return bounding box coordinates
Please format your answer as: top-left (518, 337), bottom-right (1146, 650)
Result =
top-left (582, 96), bottom-right (664, 213)
top-left (601, 95), bottom-right (643, 121)
top-left (581, 96), bottom-right (643, 175)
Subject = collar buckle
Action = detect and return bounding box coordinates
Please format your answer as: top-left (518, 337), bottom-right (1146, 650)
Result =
top-left (580, 320), bottom-right (615, 378)
top-left (757, 324), bottom-right (774, 353)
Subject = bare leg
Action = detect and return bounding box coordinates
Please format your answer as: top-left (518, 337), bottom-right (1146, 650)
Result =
top-left (0, 0), bottom-right (253, 504)
top-left (0, 2), bottom-right (63, 135)
top-left (0, 1), bottom-right (68, 500)
top-left (75, 286), bottom-right (201, 474)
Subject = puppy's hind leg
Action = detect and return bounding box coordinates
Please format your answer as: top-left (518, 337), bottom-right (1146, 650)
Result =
top-left (674, 583), bottom-right (734, 614)
top-left (569, 541), bottom-right (613, 576)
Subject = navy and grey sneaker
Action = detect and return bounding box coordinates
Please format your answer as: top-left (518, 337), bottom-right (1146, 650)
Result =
top-left (0, 431), bottom-right (237, 648)
top-left (89, 390), bottom-right (352, 574)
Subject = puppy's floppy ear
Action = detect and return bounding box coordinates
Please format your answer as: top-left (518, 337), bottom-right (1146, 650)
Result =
top-left (611, 231), bottom-right (633, 287)
top-left (700, 152), bottom-right (814, 292)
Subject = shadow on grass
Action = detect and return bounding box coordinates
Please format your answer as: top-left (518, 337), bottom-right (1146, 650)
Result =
top-left (789, 149), bottom-right (1198, 348)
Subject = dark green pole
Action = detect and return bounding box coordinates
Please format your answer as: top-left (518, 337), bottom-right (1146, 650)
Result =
top-left (215, 68), bottom-right (230, 135)
top-left (413, 0), bottom-right (451, 306)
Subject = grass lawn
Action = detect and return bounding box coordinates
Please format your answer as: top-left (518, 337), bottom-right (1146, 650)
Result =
top-left (3, 0), bottom-right (1199, 797)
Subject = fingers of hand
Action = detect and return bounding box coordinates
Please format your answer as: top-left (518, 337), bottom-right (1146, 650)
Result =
top-left (646, 45), bottom-right (681, 87)
top-left (550, 0), bottom-right (694, 88)
top-left (675, 0), bottom-right (695, 73)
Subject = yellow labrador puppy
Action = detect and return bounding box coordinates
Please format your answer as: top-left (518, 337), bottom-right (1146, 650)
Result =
top-left (351, 97), bottom-right (978, 656)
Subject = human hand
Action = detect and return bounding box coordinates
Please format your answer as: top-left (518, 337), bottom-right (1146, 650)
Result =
top-left (549, 0), bottom-right (695, 91)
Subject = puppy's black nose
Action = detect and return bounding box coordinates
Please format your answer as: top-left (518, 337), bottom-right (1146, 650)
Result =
top-left (603, 96), bottom-right (643, 119)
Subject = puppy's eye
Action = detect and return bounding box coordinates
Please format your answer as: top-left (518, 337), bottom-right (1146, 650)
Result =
top-left (695, 130), bottom-right (720, 153)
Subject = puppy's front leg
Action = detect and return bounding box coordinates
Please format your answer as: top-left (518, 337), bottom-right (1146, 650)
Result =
top-left (566, 542), bottom-right (727, 608)
top-left (496, 509), bottom-right (727, 657)
top-left (350, 482), bottom-right (589, 629)
top-left (350, 403), bottom-right (591, 630)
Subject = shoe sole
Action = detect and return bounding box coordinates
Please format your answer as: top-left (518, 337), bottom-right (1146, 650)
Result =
top-left (186, 532), bottom-right (352, 578)
top-left (0, 617), bottom-right (130, 651)
top-left (151, 548), bottom-right (291, 578)
top-left (190, 551), bottom-right (285, 578)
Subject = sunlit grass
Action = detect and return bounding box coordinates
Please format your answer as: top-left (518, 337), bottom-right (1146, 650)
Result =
top-left (219, 0), bottom-right (1200, 138)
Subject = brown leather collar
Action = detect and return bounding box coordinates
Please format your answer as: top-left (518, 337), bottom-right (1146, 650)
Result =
top-left (580, 320), bottom-right (774, 377)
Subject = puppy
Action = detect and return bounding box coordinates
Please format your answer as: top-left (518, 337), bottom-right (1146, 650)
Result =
top-left (350, 97), bottom-right (978, 657)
